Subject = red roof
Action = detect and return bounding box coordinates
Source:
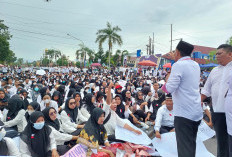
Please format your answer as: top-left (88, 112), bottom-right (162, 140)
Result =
top-left (193, 45), bottom-right (216, 54)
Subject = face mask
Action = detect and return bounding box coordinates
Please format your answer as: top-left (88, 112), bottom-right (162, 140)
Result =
top-left (28, 110), bottom-right (34, 115)
top-left (44, 99), bottom-right (50, 104)
top-left (63, 81), bottom-right (66, 83)
top-left (34, 87), bottom-right (39, 92)
top-left (33, 122), bottom-right (45, 130)
top-left (0, 128), bottom-right (6, 141)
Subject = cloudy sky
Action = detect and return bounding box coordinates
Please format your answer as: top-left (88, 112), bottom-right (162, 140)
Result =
top-left (0, 0), bottom-right (232, 61)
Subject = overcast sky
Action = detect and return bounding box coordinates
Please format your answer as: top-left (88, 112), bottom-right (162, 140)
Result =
top-left (0, 0), bottom-right (232, 61)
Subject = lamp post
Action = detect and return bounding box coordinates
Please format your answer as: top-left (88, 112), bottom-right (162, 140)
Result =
top-left (67, 33), bottom-right (85, 67)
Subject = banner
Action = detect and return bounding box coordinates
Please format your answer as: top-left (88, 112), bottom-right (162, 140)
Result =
top-left (61, 144), bottom-right (86, 157)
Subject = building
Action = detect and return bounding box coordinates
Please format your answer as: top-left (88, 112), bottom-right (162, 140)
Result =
top-left (161, 45), bottom-right (216, 66)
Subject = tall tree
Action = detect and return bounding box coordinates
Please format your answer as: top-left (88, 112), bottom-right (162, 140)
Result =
top-left (95, 22), bottom-right (123, 68)
top-left (0, 20), bottom-right (16, 64)
top-left (226, 36), bottom-right (232, 46)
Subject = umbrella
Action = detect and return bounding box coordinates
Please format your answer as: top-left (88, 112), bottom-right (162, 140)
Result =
top-left (91, 63), bottom-right (101, 67)
top-left (163, 63), bottom-right (172, 68)
top-left (36, 69), bottom-right (46, 75)
top-left (138, 60), bottom-right (157, 66)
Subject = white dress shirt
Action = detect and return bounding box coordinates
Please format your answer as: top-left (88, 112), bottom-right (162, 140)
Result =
top-left (162, 56), bottom-right (203, 121)
top-left (49, 125), bottom-right (72, 146)
top-left (225, 72), bottom-right (232, 135)
top-left (155, 105), bottom-right (174, 131)
top-left (201, 61), bottom-right (232, 113)
top-left (40, 100), bottom-right (59, 113)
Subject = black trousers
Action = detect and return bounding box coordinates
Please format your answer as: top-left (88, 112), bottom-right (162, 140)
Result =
top-left (174, 116), bottom-right (201, 157)
top-left (160, 126), bottom-right (174, 134)
top-left (212, 112), bottom-right (229, 157)
top-left (108, 134), bottom-right (125, 143)
top-left (229, 135), bottom-right (232, 157)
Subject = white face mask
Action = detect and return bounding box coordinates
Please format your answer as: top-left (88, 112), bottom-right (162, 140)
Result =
top-left (27, 110), bottom-right (34, 115)
top-left (44, 99), bottom-right (51, 104)
top-left (0, 128), bottom-right (6, 141)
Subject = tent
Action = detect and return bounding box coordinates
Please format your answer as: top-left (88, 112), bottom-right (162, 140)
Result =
top-left (199, 63), bottom-right (218, 68)
top-left (138, 60), bottom-right (157, 66)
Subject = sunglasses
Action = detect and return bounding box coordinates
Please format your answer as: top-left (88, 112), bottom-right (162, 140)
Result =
top-left (69, 102), bottom-right (76, 105)
top-left (49, 111), bottom-right (57, 116)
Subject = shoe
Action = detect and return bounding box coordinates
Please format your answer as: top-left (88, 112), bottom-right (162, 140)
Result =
top-left (140, 122), bottom-right (149, 130)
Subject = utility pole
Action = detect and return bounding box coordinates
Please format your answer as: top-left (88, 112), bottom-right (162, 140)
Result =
top-left (170, 24), bottom-right (173, 52)
top-left (149, 37), bottom-right (152, 55)
top-left (152, 33), bottom-right (154, 55)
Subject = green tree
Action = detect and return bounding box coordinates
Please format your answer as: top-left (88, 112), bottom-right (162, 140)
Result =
top-left (17, 58), bottom-right (24, 65)
top-left (56, 55), bottom-right (68, 66)
top-left (226, 36), bottom-right (232, 46)
top-left (95, 22), bottom-right (123, 67)
top-left (41, 57), bottom-right (50, 66)
top-left (76, 44), bottom-right (95, 67)
top-left (206, 50), bottom-right (217, 64)
top-left (94, 46), bottom-right (106, 64)
top-left (0, 20), bottom-right (16, 64)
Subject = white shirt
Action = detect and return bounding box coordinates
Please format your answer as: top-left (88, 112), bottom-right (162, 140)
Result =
top-left (4, 137), bottom-right (21, 157)
top-left (103, 102), bottom-right (126, 135)
top-left (4, 109), bottom-right (26, 133)
top-left (201, 61), bottom-right (232, 113)
top-left (162, 56), bottom-right (203, 121)
top-left (155, 105), bottom-right (174, 131)
top-left (225, 72), bottom-right (232, 135)
top-left (49, 125), bottom-right (72, 146)
top-left (40, 100), bottom-right (59, 113)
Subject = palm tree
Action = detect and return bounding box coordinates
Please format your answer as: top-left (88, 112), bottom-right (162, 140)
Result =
top-left (76, 43), bottom-right (86, 66)
top-left (54, 50), bottom-right (61, 62)
top-left (95, 22), bottom-right (123, 68)
top-left (85, 47), bottom-right (95, 64)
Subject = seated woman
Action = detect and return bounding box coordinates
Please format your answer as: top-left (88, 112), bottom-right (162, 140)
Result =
top-left (73, 92), bottom-right (88, 124)
top-left (81, 93), bottom-right (96, 116)
top-left (79, 107), bottom-right (114, 157)
top-left (60, 98), bottom-right (84, 135)
top-left (23, 102), bottom-right (40, 130)
top-left (42, 107), bottom-right (79, 155)
top-left (0, 121), bottom-right (20, 156)
top-left (40, 94), bottom-right (59, 113)
top-left (3, 97), bottom-right (25, 134)
top-left (52, 91), bottom-right (63, 109)
top-left (20, 111), bottom-right (59, 157)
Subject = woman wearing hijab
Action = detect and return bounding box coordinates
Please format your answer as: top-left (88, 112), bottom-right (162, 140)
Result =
top-left (0, 88), bottom-right (9, 121)
top-left (20, 111), bottom-right (59, 157)
top-left (82, 93), bottom-right (96, 115)
top-left (52, 91), bottom-right (62, 107)
top-left (20, 89), bottom-right (30, 109)
top-left (96, 91), bottom-right (105, 109)
top-left (79, 108), bottom-right (114, 157)
top-left (57, 85), bottom-right (65, 105)
top-left (37, 86), bottom-right (49, 103)
top-left (60, 98), bottom-right (84, 134)
top-left (23, 102), bottom-right (40, 130)
top-left (73, 92), bottom-right (88, 123)
top-left (0, 121), bottom-right (21, 156)
top-left (3, 97), bottom-right (26, 133)
top-left (30, 83), bottom-right (41, 102)
top-left (42, 107), bottom-right (79, 155)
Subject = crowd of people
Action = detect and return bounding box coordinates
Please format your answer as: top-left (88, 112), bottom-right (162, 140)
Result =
top-left (0, 41), bottom-right (231, 157)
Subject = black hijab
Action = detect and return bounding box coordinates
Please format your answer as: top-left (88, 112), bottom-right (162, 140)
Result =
top-left (20, 111), bottom-right (51, 157)
top-left (52, 91), bottom-right (62, 107)
top-left (64, 97), bottom-right (78, 123)
top-left (67, 88), bottom-right (76, 98)
top-left (25, 102), bottom-right (40, 122)
top-left (40, 87), bottom-right (48, 100)
top-left (73, 92), bottom-right (83, 108)
top-left (0, 121), bottom-right (8, 156)
top-left (84, 93), bottom-right (95, 114)
top-left (42, 107), bottom-right (60, 131)
top-left (82, 108), bottom-right (106, 145)
top-left (0, 88), bottom-right (8, 111)
top-left (6, 98), bottom-right (24, 121)
top-left (115, 95), bottom-right (125, 119)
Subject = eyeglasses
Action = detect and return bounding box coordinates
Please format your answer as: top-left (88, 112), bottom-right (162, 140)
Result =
top-left (49, 111), bottom-right (57, 116)
top-left (69, 102), bottom-right (76, 105)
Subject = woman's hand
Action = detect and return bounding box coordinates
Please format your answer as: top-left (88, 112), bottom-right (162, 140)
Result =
top-left (52, 149), bottom-right (60, 157)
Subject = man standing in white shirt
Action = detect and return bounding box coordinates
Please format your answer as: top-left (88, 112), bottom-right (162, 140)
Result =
top-left (225, 72), bottom-right (232, 157)
top-left (201, 44), bottom-right (232, 157)
top-left (161, 40), bottom-right (202, 157)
